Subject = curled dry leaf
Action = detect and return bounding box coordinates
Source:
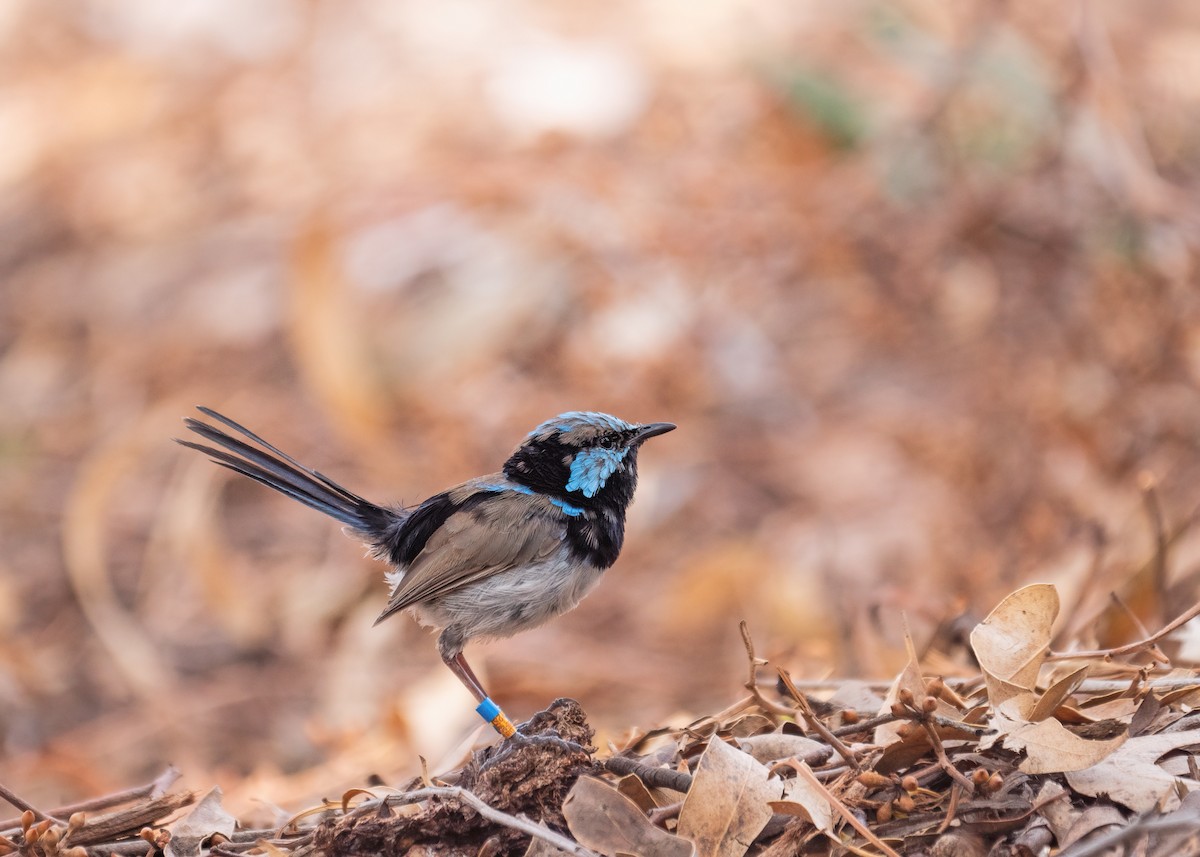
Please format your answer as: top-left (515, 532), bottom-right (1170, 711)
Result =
top-left (562, 776), bottom-right (694, 857)
top-left (1027, 666), bottom-right (1089, 723)
top-left (164, 788), bottom-right (236, 857)
top-left (970, 584), bottom-right (1059, 715)
top-left (1064, 727), bottom-right (1200, 812)
top-left (1059, 804), bottom-right (1125, 849)
top-left (767, 762), bottom-right (833, 833)
top-left (677, 736), bottom-right (777, 857)
top-left (734, 734), bottom-right (830, 767)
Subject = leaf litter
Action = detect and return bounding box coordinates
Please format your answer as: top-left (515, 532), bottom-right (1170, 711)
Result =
top-left (5, 584), bottom-right (1200, 856)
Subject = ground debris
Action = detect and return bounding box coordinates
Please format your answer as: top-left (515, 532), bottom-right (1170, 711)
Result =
top-left (313, 699), bottom-right (597, 857)
top-left (6, 587), bottom-right (1200, 857)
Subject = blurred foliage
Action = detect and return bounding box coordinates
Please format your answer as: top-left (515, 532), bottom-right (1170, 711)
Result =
top-left (2, 0), bottom-right (1200, 817)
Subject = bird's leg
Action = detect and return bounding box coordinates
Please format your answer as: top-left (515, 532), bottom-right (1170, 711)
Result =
top-left (439, 631), bottom-right (516, 738)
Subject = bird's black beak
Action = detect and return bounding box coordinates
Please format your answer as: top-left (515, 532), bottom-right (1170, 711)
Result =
top-left (634, 422), bottom-right (676, 443)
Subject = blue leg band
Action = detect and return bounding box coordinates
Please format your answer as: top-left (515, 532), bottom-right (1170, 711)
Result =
top-left (475, 697), bottom-right (516, 737)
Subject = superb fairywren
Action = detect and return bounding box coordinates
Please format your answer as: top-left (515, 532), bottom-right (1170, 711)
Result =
top-left (179, 408), bottom-right (675, 737)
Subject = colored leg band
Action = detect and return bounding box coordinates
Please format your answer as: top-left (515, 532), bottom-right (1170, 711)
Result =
top-left (476, 697), bottom-right (516, 738)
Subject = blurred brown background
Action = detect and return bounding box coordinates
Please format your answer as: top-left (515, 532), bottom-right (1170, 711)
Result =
top-left (3, 0), bottom-right (1200, 815)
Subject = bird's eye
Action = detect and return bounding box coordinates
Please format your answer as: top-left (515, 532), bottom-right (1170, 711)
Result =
top-left (598, 435), bottom-right (616, 449)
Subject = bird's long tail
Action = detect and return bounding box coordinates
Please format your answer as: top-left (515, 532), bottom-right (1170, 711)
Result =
top-left (178, 407), bottom-right (396, 535)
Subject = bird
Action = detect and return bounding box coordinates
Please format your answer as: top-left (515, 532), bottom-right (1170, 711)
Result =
top-left (177, 407), bottom-right (675, 738)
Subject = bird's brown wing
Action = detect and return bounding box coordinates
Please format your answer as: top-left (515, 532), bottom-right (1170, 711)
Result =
top-left (375, 487), bottom-right (565, 622)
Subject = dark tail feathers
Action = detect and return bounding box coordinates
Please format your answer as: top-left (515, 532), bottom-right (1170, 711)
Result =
top-left (177, 407), bottom-right (396, 536)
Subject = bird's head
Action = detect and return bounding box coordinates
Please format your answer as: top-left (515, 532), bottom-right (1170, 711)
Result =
top-left (503, 411), bottom-right (675, 508)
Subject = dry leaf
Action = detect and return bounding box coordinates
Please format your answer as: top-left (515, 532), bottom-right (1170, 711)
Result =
top-left (164, 788), bottom-right (236, 857)
top-left (1060, 804), bottom-right (1125, 848)
top-left (677, 737), bottom-right (777, 857)
top-left (523, 838), bottom-right (573, 857)
top-left (1027, 666), bottom-right (1088, 722)
top-left (767, 763), bottom-right (833, 833)
top-left (615, 774), bottom-right (659, 812)
top-left (1065, 727), bottom-right (1200, 812)
top-left (1032, 780), bottom-right (1076, 845)
top-left (1003, 716), bottom-right (1127, 774)
top-left (562, 776), bottom-right (694, 857)
top-left (970, 584), bottom-right (1059, 714)
top-left (734, 734), bottom-right (830, 767)
top-left (875, 627), bottom-right (961, 746)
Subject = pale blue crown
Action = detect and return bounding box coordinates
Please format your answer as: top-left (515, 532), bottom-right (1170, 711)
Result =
top-left (529, 411), bottom-right (634, 439)
top-left (524, 411), bottom-right (639, 499)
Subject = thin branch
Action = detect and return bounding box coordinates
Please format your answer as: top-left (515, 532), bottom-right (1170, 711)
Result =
top-left (738, 621), bottom-right (795, 718)
top-left (603, 757), bottom-right (692, 793)
top-left (1048, 598), bottom-right (1200, 661)
top-left (0, 784), bottom-right (61, 826)
top-left (785, 760), bottom-right (902, 857)
top-left (772, 677), bottom-right (1200, 694)
top-left (379, 787), bottom-right (597, 857)
top-left (1108, 593), bottom-right (1168, 664)
top-left (59, 791), bottom-right (197, 848)
top-left (1139, 472), bottom-right (1170, 623)
top-left (776, 668), bottom-right (862, 773)
top-left (831, 713), bottom-right (899, 737)
top-left (919, 721), bottom-right (975, 793)
top-left (1057, 802), bottom-right (1200, 857)
top-left (0, 767), bottom-right (180, 831)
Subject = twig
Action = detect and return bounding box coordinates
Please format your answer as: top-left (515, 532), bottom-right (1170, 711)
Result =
top-left (1139, 472), bottom-right (1170, 625)
top-left (768, 676), bottom-right (1200, 694)
top-left (738, 621), bottom-right (796, 717)
top-left (603, 757), bottom-right (693, 793)
top-left (378, 787), bottom-right (597, 857)
top-left (0, 767), bottom-right (180, 831)
top-left (936, 783), bottom-right (963, 835)
top-left (785, 760), bottom-right (901, 857)
top-left (1056, 803), bottom-right (1200, 857)
top-left (648, 801), bottom-right (684, 826)
top-left (1108, 593), bottom-right (1168, 664)
top-left (930, 713), bottom-right (991, 737)
top-left (1052, 521), bottom-right (1107, 650)
top-left (1048, 598), bottom-right (1200, 661)
top-left (832, 713), bottom-right (898, 737)
top-left (776, 668), bottom-right (862, 773)
top-left (59, 792), bottom-right (197, 847)
top-left (0, 783), bottom-right (62, 825)
top-left (919, 721), bottom-right (975, 794)
top-left (88, 841), bottom-right (168, 856)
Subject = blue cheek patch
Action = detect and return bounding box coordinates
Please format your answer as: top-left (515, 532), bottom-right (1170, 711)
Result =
top-left (565, 447), bottom-right (628, 498)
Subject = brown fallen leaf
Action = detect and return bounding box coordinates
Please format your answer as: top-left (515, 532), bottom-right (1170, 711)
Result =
top-left (562, 776), bottom-right (694, 857)
top-left (615, 774), bottom-right (659, 812)
top-left (1060, 804), bottom-right (1125, 849)
top-left (524, 837), bottom-right (575, 857)
top-left (1065, 727), bottom-right (1200, 812)
top-left (970, 584), bottom-right (1059, 716)
top-left (164, 787), bottom-right (236, 857)
top-left (1032, 780), bottom-right (1076, 846)
top-left (767, 762), bottom-right (833, 833)
top-left (1028, 666), bottom-right (1089, 723)
top-left (677, 736), bottom-right (778, 857)
top-left (1002, 715), bottom-right (1127, 774)
top-left (733, 734), bottom-right (830, 767)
